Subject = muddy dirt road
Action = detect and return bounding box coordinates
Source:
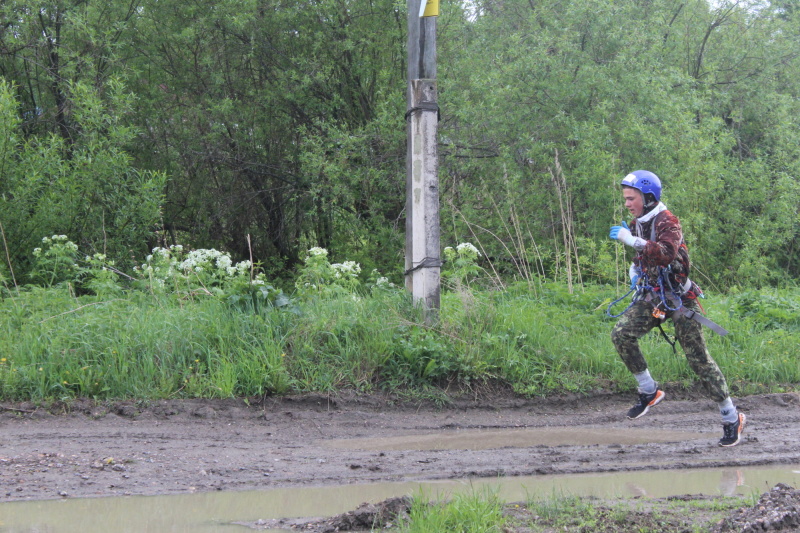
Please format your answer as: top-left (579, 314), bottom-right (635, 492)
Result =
top-left (1, 390), bottom-right (798, 502)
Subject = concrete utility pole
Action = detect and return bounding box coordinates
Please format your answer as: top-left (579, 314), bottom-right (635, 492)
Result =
top-left (405, 0), bottom-right (440, 313)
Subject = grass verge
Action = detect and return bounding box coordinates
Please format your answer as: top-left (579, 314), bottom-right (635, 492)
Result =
top-left (398, 490), bottom-right (750, 533)
top-left (0, 281), bottom-right (798, 401)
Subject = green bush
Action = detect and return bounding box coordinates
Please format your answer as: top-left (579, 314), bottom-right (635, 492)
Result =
top-left (0, 80), bottom-right (166, 283)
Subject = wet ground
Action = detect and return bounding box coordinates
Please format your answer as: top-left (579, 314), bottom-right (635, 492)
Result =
top-left (1, 388), bottom-right (798, 505)
top-left (4, 465), bottom-right (799, 532)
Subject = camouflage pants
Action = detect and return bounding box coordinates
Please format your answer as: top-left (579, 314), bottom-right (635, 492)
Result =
top-left (611, 296), bottom-right (730, 402)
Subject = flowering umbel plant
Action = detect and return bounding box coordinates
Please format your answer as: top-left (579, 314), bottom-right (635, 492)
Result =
top-left (135, 244), bottom-right (295, 311)
top-left (295, 247), bottom-right (363, 297)
top-left (29, 236), bottom-right (122, 296)
top-left (137, 245), bottom-right (264, 295)
top-left (442, 242), bottom-right (482, 287)
top-left (31, 235), bottom-right (81, 287)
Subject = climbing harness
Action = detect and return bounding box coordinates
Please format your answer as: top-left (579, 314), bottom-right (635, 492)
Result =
top-left (606, 265), bottom-right (729, 337)
top-left (606, 265), bottom-right (683, 318)
top-left (607, 209), bottom-right (728, 337)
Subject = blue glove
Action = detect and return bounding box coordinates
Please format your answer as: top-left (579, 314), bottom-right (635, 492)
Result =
top-left (610, 221), bottom-right (644, 249)
top-left (609, 220), bottom-right (630, 241)
top-left (630, 274), bottom-right (639, 289)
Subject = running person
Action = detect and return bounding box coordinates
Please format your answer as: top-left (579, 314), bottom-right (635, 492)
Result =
top-left (609, 170), bottom-right (746, 447)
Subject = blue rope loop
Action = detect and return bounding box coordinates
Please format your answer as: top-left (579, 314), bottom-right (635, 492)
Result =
top-left (606, 266), bottom-right (686, 318)
top-left (656, 266), bottom-right (683, 311)
top-left (606, 287), bottom-right (636, 318)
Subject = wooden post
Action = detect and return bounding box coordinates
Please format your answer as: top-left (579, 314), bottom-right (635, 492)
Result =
top-left (405, 0), bottom-right (440, 313)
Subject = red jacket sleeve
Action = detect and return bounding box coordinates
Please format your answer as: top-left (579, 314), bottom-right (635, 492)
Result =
top-left (632, 211), bottom-right (683, 268)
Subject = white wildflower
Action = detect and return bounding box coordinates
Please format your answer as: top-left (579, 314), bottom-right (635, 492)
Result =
top-left (331, 261), bottom-right (361, 277)
top-left (456, 242), bottom-right (480, 256)
top-left (216, 255), bottom-right (232, 270)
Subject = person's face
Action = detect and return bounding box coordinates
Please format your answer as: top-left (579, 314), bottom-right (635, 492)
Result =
top-left (622, 186), bottom-right (644, 218)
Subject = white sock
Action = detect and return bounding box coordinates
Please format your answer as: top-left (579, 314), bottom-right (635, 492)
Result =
top-left (719, 397), bottom-right (738, 424)
top-left (634, 370), bottom-right (657, 394)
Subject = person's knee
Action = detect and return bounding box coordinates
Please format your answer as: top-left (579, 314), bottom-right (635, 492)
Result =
top-left (610, 327), bottom-right (620, 347)
top-left (611, 326), bottom-right (628, 347)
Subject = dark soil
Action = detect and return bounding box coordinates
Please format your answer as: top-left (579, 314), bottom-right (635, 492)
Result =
top-left (1, 389), bottom-right (799, 530)
top-left (712, 483), bottom-right (800, 532)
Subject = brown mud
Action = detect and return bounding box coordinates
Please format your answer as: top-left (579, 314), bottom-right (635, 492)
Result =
top-left (1, 388), bottom-right (798, 508)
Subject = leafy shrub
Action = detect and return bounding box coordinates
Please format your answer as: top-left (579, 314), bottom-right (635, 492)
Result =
top-left (0, 79), bottom-right (165, 282)
top-left (294, 247), bottom-right (362, 298)
top-left (383, 326), bottom-right (457, 386)
top-left (727, 289), bottom-right (800, 331)
top-left (381, 322), bottom-right (497, 389)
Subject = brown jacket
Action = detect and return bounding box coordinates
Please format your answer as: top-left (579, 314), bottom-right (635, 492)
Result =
top-left (631, 209), bottom-right (691, 290)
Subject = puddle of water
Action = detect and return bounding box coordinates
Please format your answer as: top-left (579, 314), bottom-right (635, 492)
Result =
top-left (1, 465), bottom-right (798, 533)
top-left (325, 426), bottom-right (716, 451)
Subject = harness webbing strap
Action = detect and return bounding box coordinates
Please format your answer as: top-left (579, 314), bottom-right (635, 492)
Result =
top-left (640, 287), bottom-right (729, 336)
top-left (674, 306), bottom-right (730, 336)
top-left (656, 323), bottom-right (678, 354)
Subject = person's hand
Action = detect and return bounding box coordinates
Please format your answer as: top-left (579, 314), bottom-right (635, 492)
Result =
top-left (610, 221), bottom-right (644, 249)
top-left (609, 220), bottom-right (631, 241)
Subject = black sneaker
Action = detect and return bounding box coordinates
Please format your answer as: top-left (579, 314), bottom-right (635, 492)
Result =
top-left (626, 389), bottom-right (665, 419)
top-left (719, 412), bottom-right (746, 447)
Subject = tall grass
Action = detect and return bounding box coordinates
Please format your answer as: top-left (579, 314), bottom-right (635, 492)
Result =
top-left (0, 279), bottom-right (798, 401)
top-left (0, 288), bottom-right (292, 399)
top-left (396, 488), bottom-right (746, 532)
top-left (396, 489), bottom-right (507, 533)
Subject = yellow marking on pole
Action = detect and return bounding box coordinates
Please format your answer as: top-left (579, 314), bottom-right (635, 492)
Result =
top-left (419, 0), bottom-right (439, 17)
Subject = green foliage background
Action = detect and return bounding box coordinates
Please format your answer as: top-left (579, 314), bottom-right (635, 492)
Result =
top-left (0, 0), bottom-right (797, 287)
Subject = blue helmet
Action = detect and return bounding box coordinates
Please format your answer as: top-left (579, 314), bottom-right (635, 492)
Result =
top-left (620, 170), bottom-right (662, 201)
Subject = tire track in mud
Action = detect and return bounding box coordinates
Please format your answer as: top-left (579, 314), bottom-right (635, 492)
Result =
top-left (0, 391), bottom-right (798, 501)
